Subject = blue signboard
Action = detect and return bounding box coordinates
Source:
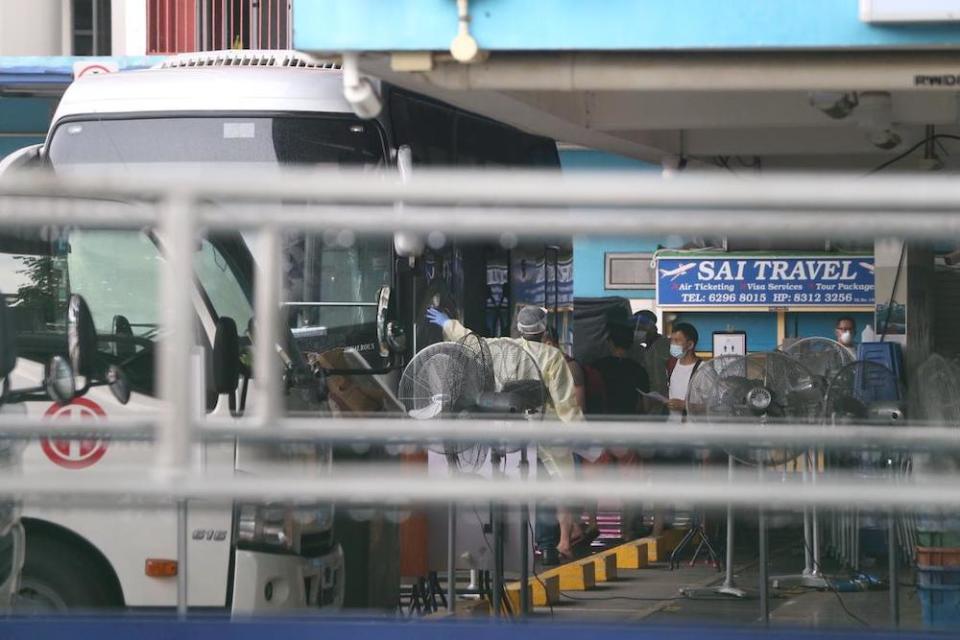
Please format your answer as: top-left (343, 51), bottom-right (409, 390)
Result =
top-left (656, 256), bottom-right (875, 308)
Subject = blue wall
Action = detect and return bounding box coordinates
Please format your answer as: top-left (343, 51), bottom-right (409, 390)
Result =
top-left (559, 149), bottom-right (658, 172)
top-left (670, 311), bottom-right (876, 354)
top-left (295, 0), bottom-right (960, 52)
top-left (673, 312), bottom-right (778, 353)
top-left (0, 97), bottom-right (54, 159)
top-left (561, 149), bottom-right (659, 299)
top-left (572, 236), bottom-right (659, 299)
top-left (785, 311), bottom-right (875, 341)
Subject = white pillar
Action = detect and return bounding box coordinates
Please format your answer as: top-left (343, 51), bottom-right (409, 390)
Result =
top-left (112, 0), bottom-right (148, 56)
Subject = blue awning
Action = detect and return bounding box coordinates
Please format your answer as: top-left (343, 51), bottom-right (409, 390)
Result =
top-left (0, 56), bottom-right (163, 91)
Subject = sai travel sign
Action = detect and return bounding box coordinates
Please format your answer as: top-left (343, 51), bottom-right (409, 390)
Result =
top-left (656, 256), bottom-right (875, 309)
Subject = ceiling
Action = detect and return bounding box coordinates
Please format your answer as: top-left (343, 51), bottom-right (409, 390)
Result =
top-left (354, 51), bottom-right (960, 173)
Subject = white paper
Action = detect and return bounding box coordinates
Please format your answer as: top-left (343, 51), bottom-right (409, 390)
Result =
top-left (638, 390), bottom-right (668, 404)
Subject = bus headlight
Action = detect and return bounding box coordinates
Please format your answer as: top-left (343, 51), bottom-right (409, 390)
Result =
top-left (236, 503), bottom-right (334, 555)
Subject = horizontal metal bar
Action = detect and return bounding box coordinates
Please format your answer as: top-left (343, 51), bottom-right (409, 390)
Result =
top-left (212, 417), bottom-right (960, 452)
top-left (0, 196), bottom-right (155, 228)
top-left (4, 168), bottom-right (960, 214)
top-left (0, 415), bottom-right (959, 453)
top-left (201, 203), bottom-right (960, 240)
top-left (0, 171), bottom-right (959, 241)
top-left (0, 467), bottom-right (958, 510)
top-left (282, 301), bottom-right (379, 307)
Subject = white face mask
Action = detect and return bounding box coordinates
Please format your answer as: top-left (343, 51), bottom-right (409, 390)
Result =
top-left (669, 343), bottom-right (686, 359)
top-left (838, 330), bottom-right (853, 346)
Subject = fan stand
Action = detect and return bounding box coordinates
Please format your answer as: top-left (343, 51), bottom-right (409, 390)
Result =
top-left (445, 451), bottom-right (459, 613)
top-left (490, 448), bottom-right (506, 617)
top-left (670, 457), bottom-right (722, 571)
top-left (518, 445), bottom-right (531, 615)
top-left (486, 446), bottom-right (532, 617)
top-left (770, 448), bottom-right (830, 591)
top-left (680, 454), bottom-right (753, 599)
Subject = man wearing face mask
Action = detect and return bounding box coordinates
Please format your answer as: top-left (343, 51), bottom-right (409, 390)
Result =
top-left (629, 310), bottom-right (670, 400)
top-left (835, 316), bottom-right (857, 352)
top-left (666, 323), bottom-right (702, 421)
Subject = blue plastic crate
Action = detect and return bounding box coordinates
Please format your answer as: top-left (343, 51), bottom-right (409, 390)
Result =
top-left (918, 565), bottom-right (960, 587)
top-left (917, 511), bottom-right (960, 533)
top-left (857, 341), bottom-right (903, 388)
top-left (919, 583), bottom-right (960, 628)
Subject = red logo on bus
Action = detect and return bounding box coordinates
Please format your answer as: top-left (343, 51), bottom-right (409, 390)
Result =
top-left (41, 397), bottom-right (108, 469)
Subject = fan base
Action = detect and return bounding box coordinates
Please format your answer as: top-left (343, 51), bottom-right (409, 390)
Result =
top-left (680, 584), bottom-right (753, 599)
top-left (770, 573), bottom-right (830, 590)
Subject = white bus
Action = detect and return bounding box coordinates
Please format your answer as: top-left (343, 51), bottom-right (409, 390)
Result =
top-left (1, 49), bottom-right (561, 613)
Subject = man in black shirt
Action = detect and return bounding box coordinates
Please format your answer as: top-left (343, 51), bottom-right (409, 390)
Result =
top-left (585, 320), bottom-right (651, 540)
top-left (592, 322), bottom-right (650, 416)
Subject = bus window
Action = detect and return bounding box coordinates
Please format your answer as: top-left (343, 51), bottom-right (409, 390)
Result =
top-left (388, 91), bottom-right (456, 166)
top-left (455, 113), bottom-right (560, 167)
top-left (283, 234), bottom-right (392, 359)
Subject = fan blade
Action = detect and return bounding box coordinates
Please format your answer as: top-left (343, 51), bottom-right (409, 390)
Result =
top-left (408, 400), bottom-right (444, 420)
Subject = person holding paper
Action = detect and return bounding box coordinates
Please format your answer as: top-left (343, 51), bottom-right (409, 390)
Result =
top-left (666, 322), bottom-right (702, 421)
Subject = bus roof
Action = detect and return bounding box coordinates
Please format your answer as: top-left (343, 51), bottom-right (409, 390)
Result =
top-left (52, 65), bottom-right (355, 124)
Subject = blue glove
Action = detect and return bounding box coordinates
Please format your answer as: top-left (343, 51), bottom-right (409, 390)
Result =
top-left (426, 307), bottom-right (450, 328)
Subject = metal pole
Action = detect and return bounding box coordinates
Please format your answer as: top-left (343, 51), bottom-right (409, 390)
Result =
top-left (157, 195), bottom-right (195, 617)
top-left (723, 454), bottom-right (736, 589)
top-left (177, 500), bottom-right (189, 618)
top-left (254, 227), bottom-right (282, 424)
top-left (519, 446), bottom-right (530, 615)
top-left (91, 0), bottom-right (99, 54)
top-left (889, 512), bottom-right (899, 628)
top-left (758, 458), bottom-right (769, 626)
top-left (157, 195), bottom-right (195, 474)
top-left (811, 449), bottom-right (822, 577)
top-left (802, 450), bottom-right (813, 575)
top-left (447, 503), bottom-right (456, 613)
top-left (491, 451), bottom-right (503, 617)
top-left (492, 502), bottom-right (502, 617)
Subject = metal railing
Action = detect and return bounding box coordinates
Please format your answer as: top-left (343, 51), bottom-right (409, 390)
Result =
top-left (148, 0), bottom-right (292, 54)
top-left (0, 167), bottom-right (957, 511)
top-left (4, 167), bottom-right (960, 623)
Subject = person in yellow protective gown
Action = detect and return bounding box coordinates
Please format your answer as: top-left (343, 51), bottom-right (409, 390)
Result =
top-left (425, 305), bottom-right (590, 561)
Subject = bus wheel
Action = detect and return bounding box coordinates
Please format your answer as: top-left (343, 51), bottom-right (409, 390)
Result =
top-left (15, 530), bottom-right (123, 612)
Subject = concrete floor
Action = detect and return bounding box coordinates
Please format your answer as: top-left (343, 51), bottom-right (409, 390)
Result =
top-left (528, 525), bottom-right (924, 632)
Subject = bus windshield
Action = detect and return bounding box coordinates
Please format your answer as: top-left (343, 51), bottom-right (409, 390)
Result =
top-left (47, 113), bottom-right (393, 366)
top-left (2, 226), bottom-right (254, 398)
top-left (47, 115), bottom-right (386, 170)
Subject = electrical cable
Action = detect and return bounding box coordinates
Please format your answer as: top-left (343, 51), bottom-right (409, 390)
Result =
top-left (879, 243), bottom-right (906, 343)
top-left (525, 522), bottom-right (556, 618)
top-left (714, 156), bottom-right (737, 175)
top-left (561, 592), bottom-right (687, 603)
top-left (471, 507), bottom-right (516, 618)
top-left (867, 133), bottom-right (960, 175)
top-left (800, 536), bottom-right (871, 628)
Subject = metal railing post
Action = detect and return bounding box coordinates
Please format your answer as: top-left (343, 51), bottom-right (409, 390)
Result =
top-left (156, 193), bottom-right (196, 617)
top-left (254, 226), bottom-right (282, 425)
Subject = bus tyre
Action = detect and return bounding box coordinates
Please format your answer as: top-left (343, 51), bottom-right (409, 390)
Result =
top-left (16, 532), bottom-right (123, 611)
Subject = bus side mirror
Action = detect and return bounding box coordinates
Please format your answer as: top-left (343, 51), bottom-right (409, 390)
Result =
top-left (212, 316), bottom-right (241, 395)
top-left (397, 144), bottom-right (413, 180)
top-left (45, 355), bottom-right (76, 405)
top-left (376, 286), bottom-right (406, 359)
top-left (0, 294), bottom-right (16, 381)
top-left (67, 294), bottom-right (98, 379)
top-left (394, 145), bottom-right (425, 260)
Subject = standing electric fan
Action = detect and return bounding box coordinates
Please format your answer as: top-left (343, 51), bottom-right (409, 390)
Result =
top-left (822, 359), bottom-right (904, 573)
top-left (681, 352), bottom-right (823, 599)
top-left (772, 337), bottom-right (854, 589)
top-left (399, 332), bottom-right (547, 616)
